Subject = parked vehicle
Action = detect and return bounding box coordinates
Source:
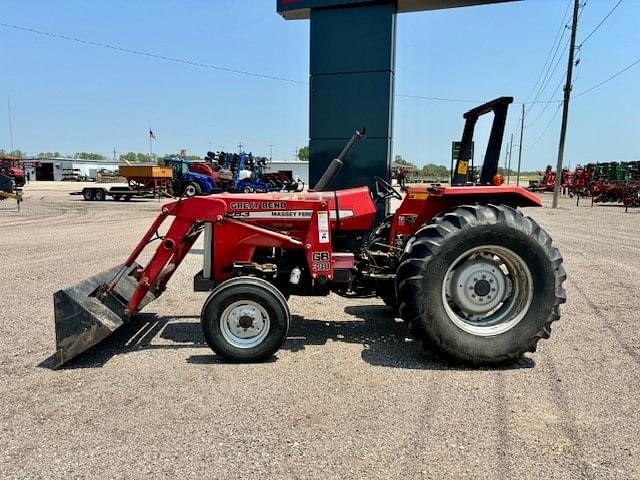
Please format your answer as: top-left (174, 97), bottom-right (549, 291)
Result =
top-left (52, 98), bottom-right (566, 368)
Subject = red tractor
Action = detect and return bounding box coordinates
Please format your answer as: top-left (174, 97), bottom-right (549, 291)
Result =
top-left (0, 157), bottom-right (26, 188)
top-left (53, 97), bottom-right (565, 368)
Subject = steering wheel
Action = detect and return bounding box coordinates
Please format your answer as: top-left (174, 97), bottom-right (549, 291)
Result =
top-left (374, 176), bottom-right (402, 201)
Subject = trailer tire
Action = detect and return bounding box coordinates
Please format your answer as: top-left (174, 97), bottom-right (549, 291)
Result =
top-left (94, 189), bottom-right (106, 201)
top-left (201, 276), bottom-right (290, 362)
top-left (82, 189), bottom-right (95, 201)
top-left (396, 204), bottom-right (566, 365)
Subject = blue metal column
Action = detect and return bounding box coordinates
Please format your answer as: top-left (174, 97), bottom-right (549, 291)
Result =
top-left (308, 2), bottom-right (396, 211)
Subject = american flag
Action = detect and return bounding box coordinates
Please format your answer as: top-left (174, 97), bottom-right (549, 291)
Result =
top-left (149, 129), bottom-right (156, 140)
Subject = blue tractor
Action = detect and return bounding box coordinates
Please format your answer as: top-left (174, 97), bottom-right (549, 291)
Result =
top-left (164, 158), bottom-right (219, 197)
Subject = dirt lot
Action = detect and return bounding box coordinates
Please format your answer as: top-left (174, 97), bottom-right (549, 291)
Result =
top-left (1, 182), bottom-right (638, 479)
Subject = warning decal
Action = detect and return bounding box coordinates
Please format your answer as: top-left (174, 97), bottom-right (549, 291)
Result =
top-left (317, 211), bottom-right (329, 244)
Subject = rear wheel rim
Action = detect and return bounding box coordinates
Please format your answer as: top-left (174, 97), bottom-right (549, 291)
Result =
top-left (220, 300), bottom-right (271, 349)
top-left (442, 245), bottom-right (533, 337)
top-left (185, 185), bottom-right (196, 196)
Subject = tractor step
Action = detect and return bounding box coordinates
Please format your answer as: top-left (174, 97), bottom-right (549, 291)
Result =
top-left (52, 263), bottom-right (157, 368)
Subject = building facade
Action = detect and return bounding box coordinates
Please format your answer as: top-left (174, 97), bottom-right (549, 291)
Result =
top-left (25, 158), bottom-right (120, 181)
top-left (267, 161), bottom-right (309, 186)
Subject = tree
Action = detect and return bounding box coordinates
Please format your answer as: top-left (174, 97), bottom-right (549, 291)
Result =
top-left (420, 164), bottom-right (449, 177)
top-left (2, 149), bottom-right (26, 158)
top-left (393, 155), bottom-right (415, 168)
top-left (297, 146), bottom-right (309, 162)
top-left (37, 152), bottom-right (62, 158)
top-left (75, 152), bottom-right (106, 160)
top-left (119, 152), bottom-right (155, 164)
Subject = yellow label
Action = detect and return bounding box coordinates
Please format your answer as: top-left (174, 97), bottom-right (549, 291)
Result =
top-left (457, 160), bottom-right (468, 175)
top-left (409, 192), bottom-right (429, 200)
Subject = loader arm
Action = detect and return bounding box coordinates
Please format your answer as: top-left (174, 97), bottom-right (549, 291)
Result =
top-left (52, 194), bottom-right (337, 367)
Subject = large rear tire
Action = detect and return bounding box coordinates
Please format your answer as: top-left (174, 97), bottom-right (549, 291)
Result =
top-left (396, 204), bottom-right (566, 365)
top-left (201, 277), bottom-right (290, 362)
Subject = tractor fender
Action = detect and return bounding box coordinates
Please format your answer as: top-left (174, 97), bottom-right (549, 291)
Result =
top-left (436, 185), bottom-right (542, 208)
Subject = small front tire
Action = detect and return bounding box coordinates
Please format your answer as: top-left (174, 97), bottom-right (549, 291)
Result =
top-left (201, 277), bottom-right (290, 362)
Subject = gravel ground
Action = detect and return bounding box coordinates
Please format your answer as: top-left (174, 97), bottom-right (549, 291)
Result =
top-left (0, 182), bottom-right (638, 479)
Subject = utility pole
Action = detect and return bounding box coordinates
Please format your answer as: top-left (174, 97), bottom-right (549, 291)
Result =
top-left (7, 96), bottom-right (14, 151)
top-left (507, 133), bottom-right (514, 184)
top-left (208, 141), bottom-right (212, 152)
top-left (553, 0), bottom-right (580, 208)
top-left (113, 148), bottom-right (117, 162)
top-left (516, 103), bottom-right (525, 186)
top-left (503, 139), bottom-right (510, 174)
top-left (237, 142), bottom-right (244, 153)
top-left (268, 144), bottom-right (274, 161)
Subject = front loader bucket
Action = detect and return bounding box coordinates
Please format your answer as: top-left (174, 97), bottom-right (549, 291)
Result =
top-left (52, 263), bottom-right (157, 368)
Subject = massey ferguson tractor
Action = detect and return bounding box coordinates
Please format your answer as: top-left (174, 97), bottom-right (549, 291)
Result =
top-left (52, 97), bottom-right (566, 368)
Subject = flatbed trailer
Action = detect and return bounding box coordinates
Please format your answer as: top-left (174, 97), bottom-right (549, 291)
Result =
top-left (70, 185), bottom-right (160, 201)
top-left (72, 164), bottom-right (174, 201)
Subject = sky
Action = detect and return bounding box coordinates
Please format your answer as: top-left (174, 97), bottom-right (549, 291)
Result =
top-left (0, 0), bottom-right (638, 171)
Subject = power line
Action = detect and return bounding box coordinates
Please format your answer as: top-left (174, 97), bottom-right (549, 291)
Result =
top-left (0, 20), bottom-right (565, 106)
top-left (525, 0), bottom-right (572, 102)
top-left (574, 58), bottom-right (640, 97)
top-left (526, 2), bottom-right (587, 115)
top-left (525, 74), bottom-right (566, 128)
top-left (2, 20), bottom-right (635, 109)
top-left (526, 37), bottom-right (570, 115)
top-left (525, 102), bottom-right (563, 152)
top-left (579, 0), bottom-right (623, 47)
top-left (396, 94), bottom-right (482, 103)
top-left (396, 94), bottom-right (561, 106)
top-left (0, 21), bottom-right (307, 85)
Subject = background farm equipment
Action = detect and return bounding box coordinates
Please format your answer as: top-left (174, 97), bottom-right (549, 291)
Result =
top-left (52, 98), bottom-right (565, 370)
top-left (164, 157), bottom-right (220, 197)
top-left (0, 169), bottom-right (23, 206)
top-left (215, 152), bottom-right (273, 193)
top-left (208, 151), bottom-right (304, 193)
top-left (71, 164), bottom-right (173, 201)
top-left (527, 165), bottom-right (557, 192)
top-left (0, 157), bottom-right (26, 188)
top-left (555, 160), bottom-right (640, 210)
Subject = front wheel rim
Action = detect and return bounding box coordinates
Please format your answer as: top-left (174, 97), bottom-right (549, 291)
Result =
top-left (442, 245), bottom-right (533, 337)
top-left (185, 185), bottom-right (196, 196)
top-left (220, 300), bottom-right (271, 349)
